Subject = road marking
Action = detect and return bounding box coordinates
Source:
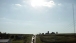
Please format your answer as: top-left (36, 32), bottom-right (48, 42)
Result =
top-left (31, 35), bottom-right (36, 43)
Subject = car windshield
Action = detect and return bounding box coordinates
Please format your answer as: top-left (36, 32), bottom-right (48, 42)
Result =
top-left (0, 0), bottom-right (76, 43)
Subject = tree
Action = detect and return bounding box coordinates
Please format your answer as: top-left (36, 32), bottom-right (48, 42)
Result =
top-left (0, 32), bottom-right (1, 34)
top-left (38, 33), bottom-right (41, 35)
top-left (42, 33), bottom-right (44, 35)
top-left (15, 35), bottom-right (18, 40)
top-left (51, 32), bottom-right (55, 34)
top-left (5, 34), bottom-right (10, 39)
top-left (11, 35), bottom-right (14, 39)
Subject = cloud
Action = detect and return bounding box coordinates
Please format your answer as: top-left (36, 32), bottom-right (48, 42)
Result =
top-left (0, 17), bottom-right (10, 21)
top-left (11, 4), bottom-right (22, 10)
top-left (15, 4), bottom-right (22, 6)
top-left (58, 3), bottom-right (62, 6)
top-left (43, 1), bottom-right (55, 7)
top-left (0, 17), bottom-right (36, 26)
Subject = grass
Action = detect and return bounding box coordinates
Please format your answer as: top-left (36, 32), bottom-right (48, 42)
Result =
top-left (11, 40), bottom-right (24, 43)
top-left (11, 35), bottom-right (32, 43)
top-left (26, 35), bottom-right (32, 43)
top-left (11, 34), bottom-right (33, 43)
top-left (36, 34), bottom-right (76, 43)
top-left (36, 36), bottom-right (43, 43)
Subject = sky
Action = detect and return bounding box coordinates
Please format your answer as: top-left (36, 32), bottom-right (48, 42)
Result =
top-left (0, 0), bottom-right (76, 34)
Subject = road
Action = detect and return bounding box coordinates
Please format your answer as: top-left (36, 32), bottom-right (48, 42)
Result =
top-left (31, 35), bottom-right (36, 43)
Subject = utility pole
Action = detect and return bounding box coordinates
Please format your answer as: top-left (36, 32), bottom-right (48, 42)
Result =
top-left (72, 4), bottom-right (75, 35)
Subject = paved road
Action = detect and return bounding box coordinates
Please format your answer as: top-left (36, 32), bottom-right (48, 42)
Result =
top-left (31, 35), bottom-right (36, 43)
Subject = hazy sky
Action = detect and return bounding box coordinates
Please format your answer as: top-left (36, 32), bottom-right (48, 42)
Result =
top-left (0, 0), bottom-right (76, 34)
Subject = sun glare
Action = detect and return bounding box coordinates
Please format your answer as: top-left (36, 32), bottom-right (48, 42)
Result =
top-left (31, 0), bottom-right (45, 7)
top-left (30, 0), bottom-right (55, 8)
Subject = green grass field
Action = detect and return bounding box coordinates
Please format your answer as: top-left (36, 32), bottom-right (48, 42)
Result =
top-left (11, 40), bottom-right (24, 43)
top-left (36, 34), bottom-right (76, 43)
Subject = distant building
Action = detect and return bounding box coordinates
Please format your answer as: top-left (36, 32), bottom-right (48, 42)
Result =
top-left (0, 39), bottom-right (11, 43)
top-left (56, 32), bottom-right (58, 34)
top-left (47, 31), bottom-right (49, 34)
top-left (45, 31), bottom-right (50, 35)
